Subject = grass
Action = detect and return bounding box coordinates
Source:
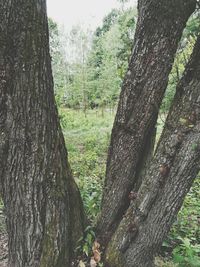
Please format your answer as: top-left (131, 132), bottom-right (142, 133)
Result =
top-left (0, 108), bottom-right (199, 265)
top-left (60, 108), bottom-right (200, 265)
top-left (60, 108), bottom-right (114, 221)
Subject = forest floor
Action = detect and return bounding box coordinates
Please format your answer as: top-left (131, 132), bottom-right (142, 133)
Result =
top-left (0, 109), bottom-right (199, 267)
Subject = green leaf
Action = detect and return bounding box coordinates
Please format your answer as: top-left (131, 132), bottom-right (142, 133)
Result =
top-left (173, 253), bottom-right (184, 263)
top-left (83, 244), bottom-right (89, 256)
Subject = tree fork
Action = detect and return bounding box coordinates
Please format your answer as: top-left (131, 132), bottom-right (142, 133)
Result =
top-left (105, 35), bottom-right (200, 267)
top-left (97, 0), bottom-right (196, 244)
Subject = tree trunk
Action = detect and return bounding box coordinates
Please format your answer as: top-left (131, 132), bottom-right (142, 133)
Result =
top-left (105, 34), bottom-right (200, 267)
top-left (0, 1), bottom-right (85, 266)
top-left (97, 0), bottom-right (196, 243)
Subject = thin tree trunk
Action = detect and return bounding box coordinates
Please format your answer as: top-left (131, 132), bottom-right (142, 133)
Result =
top-left (97, 0), bottom-right (196, 242)
top-left (105, 35), bottom-right (200, 267)
top-left (0, 1), bottom-right (85, 266)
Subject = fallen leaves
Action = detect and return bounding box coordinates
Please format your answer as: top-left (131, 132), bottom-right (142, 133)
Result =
top-left (90, 257), bottom-right (97, 267)
top-left (78, 240), bottom-right (102, 267)
top-left (91, 240), bottom-right (101, 266)
top-left (78, 260), bottom-right (86, 267)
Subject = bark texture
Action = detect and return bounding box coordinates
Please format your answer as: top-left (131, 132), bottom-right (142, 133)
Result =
top-left (105, 34), bottom-right (200, 267)
top-left (0, 1), bottom-right (85, 266)
top-left (97, 0), bottom-right (196, 241)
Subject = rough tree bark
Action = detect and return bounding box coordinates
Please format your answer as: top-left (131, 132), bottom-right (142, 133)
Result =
top-left (97, 0), bottom-right (196, 243)
top-left (104, 28), bottom-right (200, 267)
top-left (0, 1), bottom-right (85, 266)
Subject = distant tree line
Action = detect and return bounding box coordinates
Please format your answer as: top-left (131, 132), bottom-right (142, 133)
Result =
top-left (49, 6), bottom-right (137, 112)
top-left (49, 7), bottom-right (200, 114)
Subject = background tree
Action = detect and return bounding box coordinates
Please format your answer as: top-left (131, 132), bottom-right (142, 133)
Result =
top-left (67, 26), bottom-right (92, 114)
top-left (48, 18), bottom-right (72, 107)
top-left (49, 18), bottom-right (67, 94)
top-left (87, 7), bottom-right (136, 111)
top-left (52, 7), bottom-right (136, 112)
top-left (161, 9), bottom-right (200, 112)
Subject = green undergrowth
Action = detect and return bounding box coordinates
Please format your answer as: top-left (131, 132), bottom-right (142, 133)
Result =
top-left (163, 177), bottom-right (200, 267)
top-left (60, 108), bottom-right (200, 266)
top-left (0, 108), bottom-right (199, 266)
top-left (60, 108), bottom-right (114, 222)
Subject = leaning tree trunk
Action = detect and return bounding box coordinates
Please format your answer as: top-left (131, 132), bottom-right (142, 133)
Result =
top-left (0, 1), bottom-right (85, 266)
top-left (104, 34), bottom-right (200, 267)
top-left (97, 0), bottom-right (196, 242)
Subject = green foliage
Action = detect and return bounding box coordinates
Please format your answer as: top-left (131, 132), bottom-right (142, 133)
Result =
top-left (155, 257), bottom-right (178, 267)
top-left (87, 7), bottom-right (136, 108)
top-left (117, 0), bottom-right (130, 3)
top-left (48, 18), bottom-right (69, 96)
top-left (163, 177), bottom-right (200, 265)
top-left (49, 5), bottom-right (199, 115)
top-left (60, 108), bottom-right (200, 266)
top-left (50, 7), bottom-right (200, 265)
top-left (50, 7), bottom-right (136, 111)
top-left (183, 10), bottom-right (200, 39)
top-left (161, 13), bottom-right (199, 113)
top-left (60, 108), bottom-right (113, 221)
top-left (96, 9), bottom-right (120, 35)
top-left (172, 237), bottom-right (200, 267)
top-left (75, 225), bottom-right (96, 257)
top-left (161, 37), bottom-right (195, 113)
top-left (64, 25), bottom-right (93, 110)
